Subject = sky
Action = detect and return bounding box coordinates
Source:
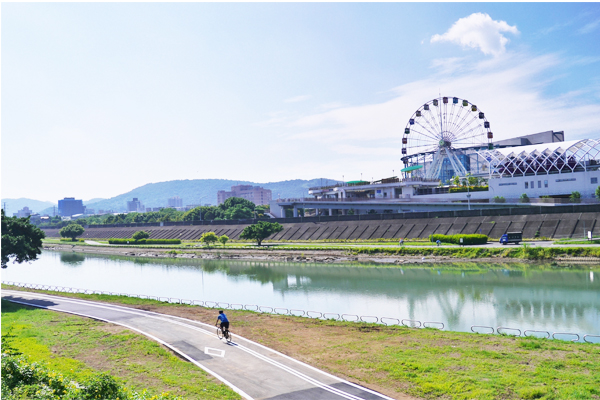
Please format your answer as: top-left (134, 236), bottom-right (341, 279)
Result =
top-left (2, 2), bottom-right (600, 202)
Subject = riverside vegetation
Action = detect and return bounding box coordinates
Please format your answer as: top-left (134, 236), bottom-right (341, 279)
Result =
top-left (3, 287), bottom-right (599, 400)
top-left (44, 236), bottom-right (600, 261)
top-left (1, 299), bottom-right (240, 400)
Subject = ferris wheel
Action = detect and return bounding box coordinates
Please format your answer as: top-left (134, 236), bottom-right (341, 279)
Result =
top-left (401, 97), bottom-right (493, 180)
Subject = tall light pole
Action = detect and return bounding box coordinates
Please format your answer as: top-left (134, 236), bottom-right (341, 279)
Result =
top-left (466, 178), bottom-right (471, 210)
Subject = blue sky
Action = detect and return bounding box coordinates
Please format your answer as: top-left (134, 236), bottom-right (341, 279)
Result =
top-left (2, 2), bottom-right (600, 202)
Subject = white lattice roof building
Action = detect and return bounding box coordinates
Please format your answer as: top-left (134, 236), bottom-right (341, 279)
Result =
top-left (475, 139), bottom-right (600, 178)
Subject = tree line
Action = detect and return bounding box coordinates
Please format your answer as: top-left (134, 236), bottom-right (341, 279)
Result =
top-left (38, 197), bottom-right (269, 228)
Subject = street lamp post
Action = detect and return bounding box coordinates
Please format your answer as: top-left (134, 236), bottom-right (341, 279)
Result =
top-left (466, 183), bottom-right (471, 210)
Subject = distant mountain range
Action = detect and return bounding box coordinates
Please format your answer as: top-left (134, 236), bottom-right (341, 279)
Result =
top-left (1, 198), bottom-right (106, 217)
top-left (1, 198), bottom-right (56, 216)
top-left (3, 178), bottom-right (339, 215)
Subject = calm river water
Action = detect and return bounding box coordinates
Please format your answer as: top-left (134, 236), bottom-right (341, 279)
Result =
top-left (2, 251), bottom-right (599, 337)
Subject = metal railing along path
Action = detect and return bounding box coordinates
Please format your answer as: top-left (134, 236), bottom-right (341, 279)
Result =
top-left (2, 280), bottom-right (598, 343)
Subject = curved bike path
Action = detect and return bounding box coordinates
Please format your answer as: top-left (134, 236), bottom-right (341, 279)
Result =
top-left (1, 290), bottom-right (399, 400)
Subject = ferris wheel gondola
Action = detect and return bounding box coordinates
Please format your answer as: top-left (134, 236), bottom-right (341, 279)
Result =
top-left (401, 97), bottom-right (493, 180)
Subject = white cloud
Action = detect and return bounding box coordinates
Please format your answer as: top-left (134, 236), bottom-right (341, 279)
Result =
top-left (431, 13), bottom-right (519, 56)
top-left (267, 52), bottom-right (600, 174)
top-left (579, 19), bottom-right (600, 34)
top-left (284, 95), bottom-right (312, 103)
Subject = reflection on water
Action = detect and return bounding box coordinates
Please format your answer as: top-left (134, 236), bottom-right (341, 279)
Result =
top-left (60, 253), bottom-right (86, 265)
top-left (2, 251), bottom-right (599, 335)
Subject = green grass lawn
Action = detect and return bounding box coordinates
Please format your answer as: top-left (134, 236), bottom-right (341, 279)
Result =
top-left (1, 299), bottom-right (240, 399)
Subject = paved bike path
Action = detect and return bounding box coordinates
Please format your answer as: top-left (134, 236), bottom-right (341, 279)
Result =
top-left (1, 290), bottom-right (397, 400)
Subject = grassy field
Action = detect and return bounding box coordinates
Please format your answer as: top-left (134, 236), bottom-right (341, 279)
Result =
top-left (3, 287), bottom-right (600, 400)
top-left (1, 299), bottom-right (240, 399)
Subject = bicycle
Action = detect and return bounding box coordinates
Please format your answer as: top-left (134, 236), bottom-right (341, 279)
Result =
top-left (217, 325), bottom-right (233, 343)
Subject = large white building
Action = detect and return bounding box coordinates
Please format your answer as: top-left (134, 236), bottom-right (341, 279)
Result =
top-left (303, 133), bottom-right (600, 210)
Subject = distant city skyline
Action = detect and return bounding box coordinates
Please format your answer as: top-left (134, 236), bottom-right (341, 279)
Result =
top-left (2, 3), bottom-right (600, 202)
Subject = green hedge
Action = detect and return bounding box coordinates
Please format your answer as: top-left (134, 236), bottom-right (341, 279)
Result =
top-left (429, 234), bottom-right (488, 245)
top-left (108, 238), bottom-right (181, 245)
top-left (449, 186), bottom-right (489, 193)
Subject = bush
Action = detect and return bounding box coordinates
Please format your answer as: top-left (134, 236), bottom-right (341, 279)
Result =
top-left (570, 191), bottom-right (581, 203)
top-left (493, 196), bottom-right (506, 203)
top-left (1, 355), bottom-right (182, 399)
top-left (429, 234), bottom-right (488, 245)
top-left (60, 238), bottom-right (85, 242)
top-left (132, 230), bottom-right (150, 240)
top-left (519, 193), bottom-right (529, 203)
top-left (108, 239), bottom-right (181, 245)
top-left (449, 186), bottom-right (489, 193)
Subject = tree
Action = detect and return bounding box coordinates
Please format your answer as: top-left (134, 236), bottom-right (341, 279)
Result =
top-left (224, 204), bottom-right (253, 220)
top-left (1, 210), bottom-right (46, 269)
top-left (59, 223), bottom-right (85, 241)
top-left (218, 235), bottom-right (229, 247)
top-left (596, 186), bottom-right (600, 200)
top-left (182, 207), bottom-right (202, 221)
top-left (132, 230), bottom-right (150, 240)
top-left (240, 221), bottom-right (283, 246)
top-left (219, 197), bottom-right (255, 212)
top-left (466, 173), bottom-right (477, 187)
top-left (570, 191), bottom-right (581, 203)
top-left (519, 193), bottom-right (530, 203)
top-left (200, 231), bottom-right (219, 246)
top-left (451, 175), bottom-right (461, 187)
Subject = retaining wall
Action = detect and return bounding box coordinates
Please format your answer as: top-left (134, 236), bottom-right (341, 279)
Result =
top-left (42, 210), bottom-right (600, 241)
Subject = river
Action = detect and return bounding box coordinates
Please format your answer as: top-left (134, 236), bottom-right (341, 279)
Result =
top-left (2, 251), bottom-right (599, 338)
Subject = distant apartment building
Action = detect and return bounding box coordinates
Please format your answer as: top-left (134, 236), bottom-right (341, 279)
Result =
top-left (13, 206), bottom-right (33, 218)
top-left (168, 196), bottom-right (183, 208)
top-left (217, 185), bottom-right (272, 206)
top-left (127, 198), bottom-right (145, 212)
top-left (58, 197), bottom-right (85, 217)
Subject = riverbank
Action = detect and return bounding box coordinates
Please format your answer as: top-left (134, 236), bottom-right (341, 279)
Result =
top-left (3, 286), bottom-right (599, 400)
top-left (43, 242), bottom-right (600, 264)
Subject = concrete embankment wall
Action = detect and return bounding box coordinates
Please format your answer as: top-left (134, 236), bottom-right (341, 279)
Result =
top-left (42, 211), bottom-right (600, 241)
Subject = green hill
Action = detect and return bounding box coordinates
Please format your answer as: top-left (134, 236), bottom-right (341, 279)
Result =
top-left (83, 178), bottom-right (338, 213)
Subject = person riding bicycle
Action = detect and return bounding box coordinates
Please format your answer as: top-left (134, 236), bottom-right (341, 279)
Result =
top-left (216, 310), bottom-right (229, 336)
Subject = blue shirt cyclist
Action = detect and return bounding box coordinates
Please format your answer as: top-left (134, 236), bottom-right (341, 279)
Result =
top-left (216, 310), bottom-right (229, 332)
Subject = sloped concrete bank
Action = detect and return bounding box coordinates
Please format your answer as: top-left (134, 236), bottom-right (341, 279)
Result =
top-left (42, 210), bottom-right (600, 242)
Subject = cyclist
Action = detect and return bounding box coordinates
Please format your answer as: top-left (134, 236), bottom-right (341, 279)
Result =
top-left (215, 310), bottom-right (229, 337)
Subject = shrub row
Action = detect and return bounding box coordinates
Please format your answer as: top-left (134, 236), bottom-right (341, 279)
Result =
top-left (108, 238), bottom-right (181, 245)
top-left (1, 354), bottom-right (182, 399)
top-left (449, 186), bottom-right (489, 193)
top-left (429, 234), bottom-right (488, 245)
top-left (60, 238), bottom-right (85, 242)
top-left (351, 245), bottom-right (600, 260)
